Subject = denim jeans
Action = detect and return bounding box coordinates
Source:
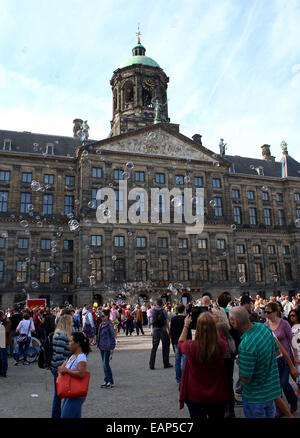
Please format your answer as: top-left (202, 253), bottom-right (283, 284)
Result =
top-left (173, 343), bottom-right (186, 384)
top-left (149, 328), bottom-right (170, 368)
top-left (0, 347), bottom-right (8, 376)
top-left (100, 350), bottom-right (114, 384)
top-left (147, 318), bottom-right (151, 329)
top-left (51, 369), bottom-right (62, 419)
top-left (136, 322), bottom-right (144, 335)
top-left (61, 397), bottom-right (85, 418)
top-left (125, 320), bottom-right (134, 335)
top-left (242, 399), bottom-right (276, 418)
top-left (15, 339), bottom-right (30, 362)
top-left (277, 357), bottom-right (298, 408)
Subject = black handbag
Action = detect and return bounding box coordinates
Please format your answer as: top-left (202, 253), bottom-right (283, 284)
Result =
top-left (17, 320), bottom-right (31, 344)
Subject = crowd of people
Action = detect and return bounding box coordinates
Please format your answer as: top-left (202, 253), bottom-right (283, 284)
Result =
top-left (1, 291), bottom-right (300, 419)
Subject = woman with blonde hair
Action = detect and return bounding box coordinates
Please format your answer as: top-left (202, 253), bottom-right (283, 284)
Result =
top-left (50, 314), bottom-right (73, 418)
top-left (178, 311), bottom-right (230, 419)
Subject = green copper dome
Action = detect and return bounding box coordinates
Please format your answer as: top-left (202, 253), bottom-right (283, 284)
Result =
top-left (119, 42), bottom-right (160, 69)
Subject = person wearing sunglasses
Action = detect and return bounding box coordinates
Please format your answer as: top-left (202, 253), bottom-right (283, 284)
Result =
top-left (265, 302), bottom-right (298, 414)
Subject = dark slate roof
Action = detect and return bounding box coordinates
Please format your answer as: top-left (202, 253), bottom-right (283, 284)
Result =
top-left (226, 154), bottom-right (300, 178)
top-left (0, 129), bottom-right (97, 158)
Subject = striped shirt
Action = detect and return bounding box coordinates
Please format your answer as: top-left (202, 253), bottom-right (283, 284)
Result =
top-left (238, 323), bottom-right (281, 403)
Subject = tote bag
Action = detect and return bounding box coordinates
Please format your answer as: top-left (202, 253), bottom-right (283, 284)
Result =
top-left (56, 371), bottom-right (90, 399)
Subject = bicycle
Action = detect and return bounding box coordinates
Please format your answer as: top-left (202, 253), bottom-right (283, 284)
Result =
top-left (12, 336), bottom-right (41, 363)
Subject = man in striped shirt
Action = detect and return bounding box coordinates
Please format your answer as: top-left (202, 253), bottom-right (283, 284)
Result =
top-left (229, 307), bottom-right (281, 418)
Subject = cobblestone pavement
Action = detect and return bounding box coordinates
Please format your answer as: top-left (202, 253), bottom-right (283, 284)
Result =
top-left (0, 328), bottom-right (299, 418)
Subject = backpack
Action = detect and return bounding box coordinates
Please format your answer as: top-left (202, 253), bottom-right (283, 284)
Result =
top-left (38, 332), bottom-right (54, 369)
top-left (153, 309), bottom-right (166, 328)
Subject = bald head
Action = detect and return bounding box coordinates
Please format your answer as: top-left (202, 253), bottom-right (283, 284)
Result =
top-left (229, 306), bottom-right (250, 331)
top-left (201, 296), bottom-right (211, 307)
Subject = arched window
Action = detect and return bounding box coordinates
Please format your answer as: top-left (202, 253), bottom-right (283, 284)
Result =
top-left (142, 87), bottom-right (152, 107)
top-left (113, 89), bottom-right (118, 112)
top-left (123, 81), bottom-right (134, 109)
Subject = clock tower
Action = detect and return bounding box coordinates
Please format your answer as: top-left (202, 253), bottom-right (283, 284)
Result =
top-left (109, 29), bottom-right (170, 137)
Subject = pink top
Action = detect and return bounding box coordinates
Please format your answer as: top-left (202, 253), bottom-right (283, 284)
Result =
top-left (266, 318), bottom-right (293, 360)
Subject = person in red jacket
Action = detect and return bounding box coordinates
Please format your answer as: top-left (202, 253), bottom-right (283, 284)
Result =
top-left (178, 311), bottom-right (230, 419)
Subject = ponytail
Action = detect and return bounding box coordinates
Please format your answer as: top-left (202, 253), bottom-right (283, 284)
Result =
top-left (72, 332), bottom-right (91, 355)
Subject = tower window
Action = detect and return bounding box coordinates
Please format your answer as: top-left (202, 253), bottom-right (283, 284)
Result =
top-left (123, 81), bottom-right (134, 108)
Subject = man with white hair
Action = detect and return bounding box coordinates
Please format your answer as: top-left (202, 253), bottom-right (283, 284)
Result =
top-left (201, 295), bottom-right (211, 308)
top-left (229, 307), bottom-right (281, 418)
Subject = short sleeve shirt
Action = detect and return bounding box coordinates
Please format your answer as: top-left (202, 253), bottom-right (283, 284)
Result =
top-left (238, 323), bottom-right (281, 403)
top-left (66, 353), bottom-right (87, 370)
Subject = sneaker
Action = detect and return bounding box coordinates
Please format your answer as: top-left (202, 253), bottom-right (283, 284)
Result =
top-left (149, 365), bottom-right (155, 370)
top-left (14, 362), bottom-right (19, 366)
top-left (164, 364), bottom-right (173, 369)
top-left (23, 361), bottom-right (30, 365)
top-left (106, 383), bottom-right (114, 388)
top-left (101, 383), bottom-right (108, 388)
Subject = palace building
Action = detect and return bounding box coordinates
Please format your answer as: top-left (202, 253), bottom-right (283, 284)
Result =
top-left (0, 34), bottom-right (300, 308)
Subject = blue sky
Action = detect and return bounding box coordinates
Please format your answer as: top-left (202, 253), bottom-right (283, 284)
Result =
top-left (0, 0), bottom-right (299, 161)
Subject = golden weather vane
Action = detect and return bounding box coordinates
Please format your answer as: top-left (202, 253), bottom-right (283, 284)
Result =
top-left (136, 22), bottom-right (141, 44)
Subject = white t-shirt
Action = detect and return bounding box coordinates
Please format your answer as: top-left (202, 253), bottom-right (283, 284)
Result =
top-left (16, 319), bottom-right (35, 338)
top-left (66, 353), bottom-right (87, 371)
top-left (0, 323), bottom-right (6, 348)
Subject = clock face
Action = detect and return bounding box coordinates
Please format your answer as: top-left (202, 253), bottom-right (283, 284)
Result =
top-left (143, 79), bottom-right (154, 90)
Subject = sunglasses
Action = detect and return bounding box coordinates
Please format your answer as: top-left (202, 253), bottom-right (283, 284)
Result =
top-left (265, 311), bottom-right (274, 314)
top-left (290, 314), bottom-right (296, 317)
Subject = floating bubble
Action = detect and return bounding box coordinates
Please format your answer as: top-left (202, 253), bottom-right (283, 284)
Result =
top-left (75, 199), bottom-right (80, 206)
top-left (126, 162), bottom-right (134, 170)
top-left (48, 268), bottom-right (56, 277)
top-left (250, 164), bottom-right (255, 170)
top-left (31, 281), bottom-right (39, 289)
top-left (239, 276), bottom-right (246, 284)
top-left (112, 255), bottom-right (117, 261)
top-left (1, 232), bottom-right (8, 238)
top-left (172, 196), bottom-right (182, 208)
top-left (223, 252), bottom-right (227, 257)
top-left (77, 277), bottom-right (83, 284)
top-left (31, 180), bottom-right (41, 191)
top-left (104, 209), bottom-right (112, 218)
top-left (82, 150), bottom-right (89, 158)
top-left (10, 214), bottom-right (16, 219)
top-left (184, 176), bottom-right (191, 183)
top-left (128, 231), bottom-right (133, 236)
top-left (28, 204), bottom-right (34, 212)
top-left (262, 186), bottom-right (268, 191)
top-left (213, 161), bottom-right (220, 167)
top-left (88, 259), bottom-right (93, 265)
top-left (209, 200), bottom-right (216, 208)
top-left (122, 171), bottom-right (130, 180)
top-left (67, 213), bottom-right (74, 219)
top-left (231, 224), bottom-right (237, 231)
top-left (88, 201), bottom-right (96, 209)
top-left (96, 147), bottom-right (102, 155)
top-left (31, 394), bottom-right (39, 398)
top-left (44, 184), bottom-right (51, 190)
top-left (51, 248), bottom-right (57, 254)
top-left (51, 241), bottom-right (57, 248)
top-left (49, 225), bottom-right (55, 232)
top-left (20, 220), bottom-right (29, 228)
top-left (36, 221), bottom-right (43, 228)
top-left (84, 219), bottom-right (92, 226)
top-left (68, 219), bottom-right (79, 231)
top-left (58, 226), bottom-right (64, 232)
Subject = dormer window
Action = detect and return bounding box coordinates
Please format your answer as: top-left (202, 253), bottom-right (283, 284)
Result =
top-left (229, 163), bottom-right (235, 174)
top-left (3, 139), bottom-right (11, 151)
top-left (256, 166), bottom-right (264, 176)
top-left (46, 143), bottom-right (54, 155)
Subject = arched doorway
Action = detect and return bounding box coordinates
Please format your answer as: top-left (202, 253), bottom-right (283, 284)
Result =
top-left (93, 294), bottom-right (103, 306)
top-left (138, 293), bottom-right (149, 304)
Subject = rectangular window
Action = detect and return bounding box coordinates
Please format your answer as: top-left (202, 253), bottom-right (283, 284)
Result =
top-left (179, 238), bottom-right (188, 249)
top-left (0, 170), bottom-right (10, 182)
top-left (40, 261), bottom-right (50, 284)
top-left (91, 258), bottom-right (102, 282)
top-left (236, 244), bottom-right (245, 254)
top-left (41, 239), bottom-right (51, 250)
top-left (218, 260), bottom-right (228, 281)
top-left (155, 173), bottom-right (165, 185)
top-left (20, 192), bottom-right (31, 213)
top-left (212, 178), bottom-right (221, 188)
top-left (270, 263), bottom-right (278, 277)
top-left (44, 174), bottom-right (54, 185)
top-left (46, 144), bottom-right (54, 155)
top-left (175, 175), bottom-right (184, 185)
top-left (232, 189), bottom-right (240, 199)
top-left (254, 263), bottom-right (263, 282)
top-left (92, 167), bottom-right (102, 179)
top-left (3, 139), bottom-right (11, 151)
top-left (0, 192), bottom-right (8, 212)
top-left (0, 237), bottom-right (5, 248)
top-left (21, 172), bottom-right (32, 183)
top-left (238, 263), bottom-right (247, 282)
top-left (64, 195), bottom-right (74, 215)
top-left (214, 196), bottom-right (223, 217)
top-left (91, 235), bottom-right (102, 247)
top-left (63, 240), bottom-right (73, 251)
top-left (262, 191), bottom-right (269, 201)
top-left (136, 259), bottom-right (147, 281)
top-left (18, 238), bottom-right (29, 249)
top-left (135, 171), bottom-right (145, 182)
top-left (296, 209), bottom-right (300, 219)
top-left (278, 210), bottom-right (285, 226)
top-left (199, 260), bottom-right (209, 281)
top-left (136, 192), bottom-right (146, 214)
top-left (283, 245), bottom-right (290, 255)
top-left (179, 260), bottom-right (189, 281)
top-left (294, 193), bottom-right (300, 202)
top-left (285, 263), bottom-right (293, 281)
top-left (62, 262), bottom-right (73, 284)
top-left (158, 259), bottom-right (168, 281)
top-left (249, 207), bottom-right (257, 225)
top-left (264, 208), bottom-right (272, 226)
top-left (0, 260), bottom-right (3, 281)
top-left (276, 193), bottom-right (283, 202)
top-left (42, 194), bottom-right (53, 215)
top-left (114, 169), bottom-right (123, 181)
top-left (216, 239), bottom-right (226, 250)
top-left (114, 235), bottom-right (125, 247)
top-left (113, 258), bottom-right (125, 282)
top-left (115, 189), bottom-right (124, 212)
top-left (248, 191), bottom-right (255, 201)
top-left (91, 188), bottom-right (102, 209)
top-left (234, 206), bottom-right (242, 224)
top-left (65, 176), bottom-right (75, 186)
top-left (16, 260), bottom-right (27, 283)
top-left (194, 176), bottom-right (203, 187)
top-left (136, 237), bottom-right (146, 248)
top-left (268, 245), bottom-right (276, 255)
top-left (198, 239), bottom-right (207, 249)
top-left (253, 244), bottom-right (261, 254)
top-left (157, 237), bottom-right (168, 248)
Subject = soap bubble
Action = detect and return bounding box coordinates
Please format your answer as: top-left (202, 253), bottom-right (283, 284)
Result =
top-left (250, 164), bottom-right (255, 170)
top-left (126, 162), bottom-right (134, 170)
top-left (88, 201), bottom-right (96, 209)
top-left (231, 224), bottom-right (237, 231)
top-left (36, 221), bottom-right (43, 228)
top-left (20, 220), bottom-right (29, 228)
top-left (104, 209), bottom-right (112, 218)
top-left (31, 180), bottom-right (41, 191)
top-left (67, 213), bottom-right (74, 219)
top-left (28, 204), bottom-right (34, 212)
top-left (112, 255), bottom-right (117, 261)
top-left (31, 281), bottom-right (39, 289)
top-left (239, 276), bottom-right (246, 284)
top-left (75, 199), bottom-right (80, 206)
top-left (82, 150), bottom-right (89, 158)
top-left (262, 186), bottom-right (268, 191)
top-left (1, 232), bottom-right (8, 238)
top-left (96, 147), bottom-right (102, 155)
top-left (51, 241), bottom-right (57, 248)
top-left (209, 200), bottom-right (216, 208)
top-left (49, 225), bottom-right (55, 232)
top-left (122, 171), bottom-right (130, 180)
top-left (68, 219), bottom-right (79, 231)
top-left (172, 196), bottom-right (182, 208)
top-left (213, 161), bottom-right (220, 167)
top-left (184, 175), bottom-right (191, 183)
top-left (48, 267), bottom-right (56, 277)
top-left (295, 219), bottom-right (300, 228)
